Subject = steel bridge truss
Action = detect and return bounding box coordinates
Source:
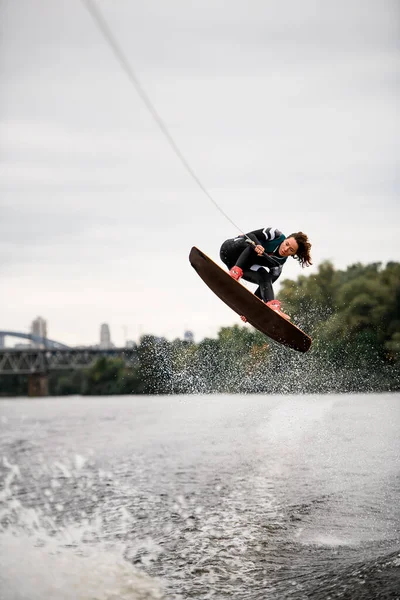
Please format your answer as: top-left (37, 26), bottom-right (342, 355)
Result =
top-left (0, 348), bottom-right (138, 375)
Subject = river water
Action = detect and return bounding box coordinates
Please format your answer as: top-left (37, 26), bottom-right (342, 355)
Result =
top-left (0, 393), bottom-right (399, 600)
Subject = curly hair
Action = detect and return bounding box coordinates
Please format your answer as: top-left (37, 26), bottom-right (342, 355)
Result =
top-left (288, 232), bottom-right (312, 267)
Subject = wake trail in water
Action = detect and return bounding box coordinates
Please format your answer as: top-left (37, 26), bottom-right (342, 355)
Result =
top-left (1, 394), bottom-right (399, 599)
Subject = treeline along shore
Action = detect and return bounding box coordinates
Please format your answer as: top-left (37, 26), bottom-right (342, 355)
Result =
top-left (2, 261), bottom-right (399, 396)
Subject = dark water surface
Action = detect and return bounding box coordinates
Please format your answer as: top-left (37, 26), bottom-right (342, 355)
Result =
top-left (0, 393), bottom-right (399, 599)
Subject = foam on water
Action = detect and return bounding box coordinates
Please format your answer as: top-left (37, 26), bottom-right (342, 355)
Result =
top-left (0, 455), bottom-right (166, 600)
top-left (294, 528), bottom-right (355, 547)
top-left (0, 531), bottom-right (164, 600)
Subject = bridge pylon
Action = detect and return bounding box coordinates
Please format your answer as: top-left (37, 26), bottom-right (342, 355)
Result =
top-left (28, 373), bottom-right (49, 397)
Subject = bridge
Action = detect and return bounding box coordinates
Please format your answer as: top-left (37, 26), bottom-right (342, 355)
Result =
top-left (0, 343), bottom-right (138, 397)
top-left (0, 330), bottom-right (70, 350)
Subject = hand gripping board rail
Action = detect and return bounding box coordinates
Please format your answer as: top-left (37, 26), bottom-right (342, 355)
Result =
top-left (189, 246), bottom-right (312, 353)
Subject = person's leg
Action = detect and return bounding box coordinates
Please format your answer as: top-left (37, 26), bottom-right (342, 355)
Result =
top-left (220, 239), bottom-right (252, 280)
top-left (235, 245), bottom-right (257, 271)
top-left (242, 268), bottom-right (274, 302)
top-left (220, 239), bottom-right (246, 269)
top-left (238, 267), bottom-right (290, 320)
top-left (254, 287), bottom-right (262, 300)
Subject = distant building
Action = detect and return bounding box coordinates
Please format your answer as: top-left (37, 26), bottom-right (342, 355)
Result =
top-left (184, 330), bottom-right (194, 343)
top-left (31, 316), bottom-right (47, 348)
top-left (100, 323), bottom-right (113, 349)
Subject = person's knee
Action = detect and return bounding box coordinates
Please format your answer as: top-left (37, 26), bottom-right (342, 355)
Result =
top-left (256, 267), bottom-right (272, 282)
top-left (220, 240), bottom-right (234, 267)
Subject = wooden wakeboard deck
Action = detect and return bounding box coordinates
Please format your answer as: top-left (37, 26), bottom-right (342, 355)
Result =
top-left (189, 246), bottom-right (312, 353)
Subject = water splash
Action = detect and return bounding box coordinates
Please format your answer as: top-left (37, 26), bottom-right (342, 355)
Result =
top-left (0, 454), bottom-right (166, 600)
top-left (0, 532), bottom-right (164, 600)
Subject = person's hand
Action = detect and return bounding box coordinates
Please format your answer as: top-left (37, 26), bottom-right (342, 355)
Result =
top-left (255, 244), bottom-right (264, 256)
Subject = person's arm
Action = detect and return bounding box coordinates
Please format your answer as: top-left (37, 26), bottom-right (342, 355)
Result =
top-left (243, 227), bottom-right (283, 267)
top-left (244, 231), bottom-right (261, 246)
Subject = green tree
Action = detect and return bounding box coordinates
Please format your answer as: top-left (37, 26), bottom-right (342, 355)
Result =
top-left (280, 260), bottom-right (337, 333)
top-left (84, 356), bottom-right (127, 395)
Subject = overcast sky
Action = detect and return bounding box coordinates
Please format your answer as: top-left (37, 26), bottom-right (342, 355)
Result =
top-left (1, 0), bottom-right (399, 347)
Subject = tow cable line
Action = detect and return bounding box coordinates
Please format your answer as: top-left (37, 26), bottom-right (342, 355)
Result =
top-left (81, 0), bottom-right (252, 241)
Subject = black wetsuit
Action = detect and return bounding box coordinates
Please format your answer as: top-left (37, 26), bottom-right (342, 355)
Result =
top-left (220, 227), bottom-right (288, 302)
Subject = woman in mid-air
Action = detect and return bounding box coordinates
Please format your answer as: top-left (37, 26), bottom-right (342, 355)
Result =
top-left (220, 227), bottom-right (312, 320)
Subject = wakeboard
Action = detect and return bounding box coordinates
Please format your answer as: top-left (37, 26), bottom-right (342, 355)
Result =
top-left (189, 246), bottom-right (312, 353)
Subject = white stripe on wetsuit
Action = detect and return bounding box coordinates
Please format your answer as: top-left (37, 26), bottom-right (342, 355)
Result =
top-left (262, 227), bottom-right (278, 240)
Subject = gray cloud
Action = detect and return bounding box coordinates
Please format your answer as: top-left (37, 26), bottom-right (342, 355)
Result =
top-left (1, 0), bottom-right (399, 345)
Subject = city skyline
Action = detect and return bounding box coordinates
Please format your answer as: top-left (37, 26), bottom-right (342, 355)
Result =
top-left (0, 319), bottom-right (196, 348)
top-left (1, 0), bottom-right (399, 346)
